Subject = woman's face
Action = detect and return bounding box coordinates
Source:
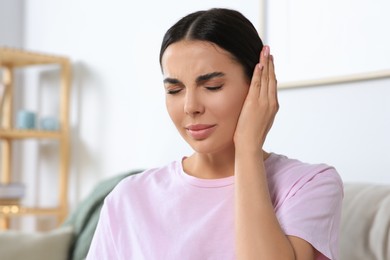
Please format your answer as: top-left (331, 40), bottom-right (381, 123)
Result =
top-left (161, 40), bottom-right (250, 154)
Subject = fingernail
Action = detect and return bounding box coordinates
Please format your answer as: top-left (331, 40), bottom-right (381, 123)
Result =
top-left (258, 63), bottom-right (263, 70)
top-left (264, 46), bottom-right (269, 57)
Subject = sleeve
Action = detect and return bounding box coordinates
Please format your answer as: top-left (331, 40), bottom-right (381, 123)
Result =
top-left (86, 197), bottom-right (119, 260)
top-left (276, 168), bottom-right (344, 260)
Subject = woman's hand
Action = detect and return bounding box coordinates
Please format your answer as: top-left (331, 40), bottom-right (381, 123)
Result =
top-left (233, 45), bottom-right (279, 152)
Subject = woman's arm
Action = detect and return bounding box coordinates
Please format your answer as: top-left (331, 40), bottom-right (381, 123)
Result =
top-left (233, 46), bottom-right (315, 260)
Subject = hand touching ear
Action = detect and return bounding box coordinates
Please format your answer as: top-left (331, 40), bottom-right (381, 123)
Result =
top-left (233, 45), bottom-right (279, 152)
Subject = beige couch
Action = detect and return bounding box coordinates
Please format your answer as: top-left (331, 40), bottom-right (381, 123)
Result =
top-left (341, 183), bottom-right (390, 260)
top-left (1, 178), bottom-right (389, 260)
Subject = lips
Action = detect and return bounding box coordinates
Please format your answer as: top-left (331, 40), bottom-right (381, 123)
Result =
top-left (185, 124), bottom-right (217, 140)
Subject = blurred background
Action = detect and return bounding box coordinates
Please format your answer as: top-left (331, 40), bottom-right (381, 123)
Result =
top-left (1, 0), bottom-right (389, 229)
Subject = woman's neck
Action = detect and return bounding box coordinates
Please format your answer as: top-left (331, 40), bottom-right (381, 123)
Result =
top-left (183, 151), bottom-right (235, 179)
top-left (182, 148), bottom-right (270, 179)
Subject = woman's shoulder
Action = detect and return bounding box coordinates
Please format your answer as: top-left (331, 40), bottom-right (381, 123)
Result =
top-left (266, 153), bottom-right (343, 200)
top-left (267, 153), bottom-right (341, 180)
top-left (108, 160), bottom-right (182, 196)
top-left (268, 154), bottom-right (343, 260)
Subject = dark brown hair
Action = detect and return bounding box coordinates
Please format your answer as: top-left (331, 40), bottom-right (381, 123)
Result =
top-left (159, 8), bottom-right (263, 80)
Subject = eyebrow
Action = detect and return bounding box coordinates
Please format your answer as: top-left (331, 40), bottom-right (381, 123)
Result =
top-left (195, 72), bottom-right (225, 84)
top-left (163, 71), bottom-right (225, 85)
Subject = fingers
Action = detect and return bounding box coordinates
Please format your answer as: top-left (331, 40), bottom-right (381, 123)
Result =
top-left (260, 46), bottom-right (270, 100)
top-left (247, 59), bottom-right (263, 100)
top-left (247, 45), bottom-right (278, 103)
top-left (268, 54), bottom-right (278, 103)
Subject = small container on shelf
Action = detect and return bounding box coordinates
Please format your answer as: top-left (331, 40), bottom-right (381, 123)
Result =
top-left (40, 116), bottom-right (59, 131)
top-left (16, 110), bottom-right (36, 130)
top-left (0, 182), bottom-right (25, 203)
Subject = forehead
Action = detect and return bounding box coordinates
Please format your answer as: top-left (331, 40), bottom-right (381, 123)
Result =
top-left (161, 40), bottom-right (241, 78)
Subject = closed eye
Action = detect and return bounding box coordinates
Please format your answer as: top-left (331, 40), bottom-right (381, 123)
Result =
top-left (205, 85), bottom-right (223, 91)
top-left (166, 88), bottom-right (182, 95)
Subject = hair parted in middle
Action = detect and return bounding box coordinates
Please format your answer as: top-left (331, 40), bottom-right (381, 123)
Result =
top-left (159, 8), bottom-right (264, 80)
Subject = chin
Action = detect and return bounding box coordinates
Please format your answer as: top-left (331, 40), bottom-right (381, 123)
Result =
top-left (187, 139), bottom-right (234, 155)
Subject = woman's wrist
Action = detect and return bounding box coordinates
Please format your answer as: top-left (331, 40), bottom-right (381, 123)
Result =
top-left (235, 144), bottom-right (263, 156)
top-left (234, 147), bottom-right (265, 164)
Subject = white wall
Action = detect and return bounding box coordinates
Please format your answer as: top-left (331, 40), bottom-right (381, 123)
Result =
top-left (0, 0), bottom-right (23, 47)
top-left (264, 0), bottom-right (390, 184)
top-left (5, 0), bottom-right (390, 214)
top-left (267, 0), bottom-right (390, 81)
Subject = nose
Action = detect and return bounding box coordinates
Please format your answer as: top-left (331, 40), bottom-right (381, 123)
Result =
top-left (184, 89), bottom-right (204, 116)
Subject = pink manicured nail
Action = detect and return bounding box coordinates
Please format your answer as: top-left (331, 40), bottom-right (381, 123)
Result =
top-left (264, 46), bottom-right (269, 57)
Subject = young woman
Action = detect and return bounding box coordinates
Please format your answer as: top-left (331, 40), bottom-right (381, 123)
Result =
top-left (87, 8), bottom-right (343, 260)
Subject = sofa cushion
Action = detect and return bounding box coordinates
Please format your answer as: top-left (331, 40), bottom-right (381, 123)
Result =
top-left (341, 183), bottom-right (390, 260)
top-left (0, 226), bottom-right (73, 260)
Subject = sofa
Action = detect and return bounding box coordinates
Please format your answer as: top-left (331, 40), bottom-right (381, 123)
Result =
top-left (340, 183), bottom-right (390, 260)
top-left (0, 171), bottom-right (389, 260)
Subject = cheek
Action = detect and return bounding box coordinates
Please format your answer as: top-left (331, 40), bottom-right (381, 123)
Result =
top-left (211, 88), bottom-right (248, 122)
top-left (166, 98), bottom-right (182, 126)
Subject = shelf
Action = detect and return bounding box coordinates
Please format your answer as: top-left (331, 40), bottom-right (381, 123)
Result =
top-left (0, 47), bottom-right (69, 67)
top-left (0, 205), bottom-right (62, 216)
top-left (0, 129), bottom-right (61, 139)
top-left (0, 46), bottom-right (71, 230)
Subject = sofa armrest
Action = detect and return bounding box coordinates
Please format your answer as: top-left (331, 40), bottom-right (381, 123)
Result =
top-left (341, 183), bottom-right (390, 260)
top-left (0, 226), bottom-right (73, 260)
